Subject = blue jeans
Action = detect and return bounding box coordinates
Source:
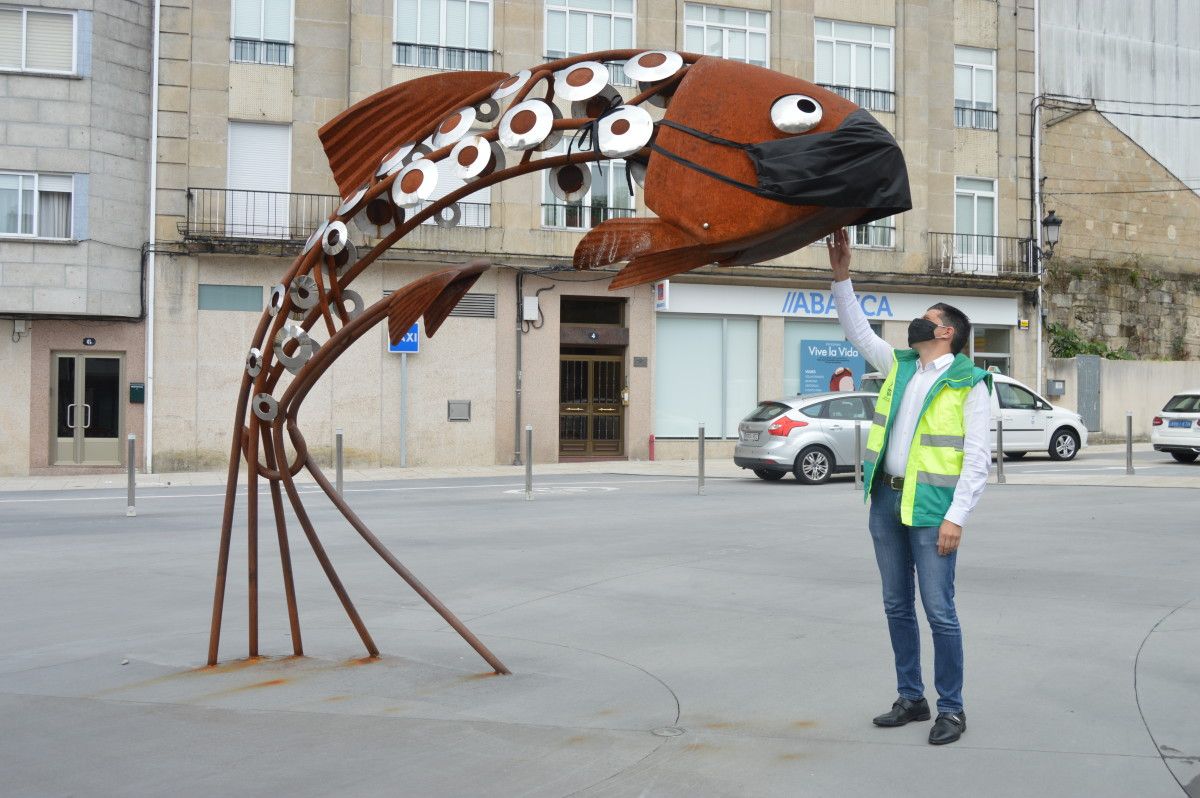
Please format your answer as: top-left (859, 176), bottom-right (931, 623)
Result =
top-left (868, 482), bottom-right (963, 714)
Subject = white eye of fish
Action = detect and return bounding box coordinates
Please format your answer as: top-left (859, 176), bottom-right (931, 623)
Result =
top-left (771, 95), bottom-right (823, 134)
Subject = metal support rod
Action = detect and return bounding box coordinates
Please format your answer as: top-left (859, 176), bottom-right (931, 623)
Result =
top-left (853, 422), bottom-right (862, 489)
top-left (698, 423), bottom-right (705, 496)
top-left (524, 425), bottom-right (533, 501)
top-left (126, 434), bottom-right (136, 517)
top-left (1126, 412), bottom-right (1135, 475)
top-left (400, 352), bottom-right (408, 468)
top-left (996, 419), bottom-right (1006, 484)
top-left (335, 427), bottom-right (344, 496)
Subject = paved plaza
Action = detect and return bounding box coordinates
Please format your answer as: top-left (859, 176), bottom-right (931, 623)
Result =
top-left (1, 449), bottom-right (1197, 797)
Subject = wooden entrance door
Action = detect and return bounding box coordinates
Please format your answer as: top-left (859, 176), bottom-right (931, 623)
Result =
top-left (559, 355), bottom-right (623, 456)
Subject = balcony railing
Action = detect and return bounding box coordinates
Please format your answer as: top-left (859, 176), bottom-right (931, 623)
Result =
top-left (817, 83), bottom-right (896, 113)
top-left (544, 55), bottom-right (636, 87)
top-left (230, 38), bottom-right (294, 66)
top-left (928, 232), bottom-right (1033, 276)
top-left (394, 42), bottom-right (492, 71)
top-left (182, 188), bottom-right (340, 243)
top-left (955, 105), bottom-right (998, 131)
top-left (542, 202), bottom-right (636, 230)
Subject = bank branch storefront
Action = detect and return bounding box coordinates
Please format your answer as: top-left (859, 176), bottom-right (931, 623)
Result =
top-left (653, 282), bottom-right (1024, 442)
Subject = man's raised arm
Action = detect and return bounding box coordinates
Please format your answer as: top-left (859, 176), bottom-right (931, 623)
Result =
top-left (827, 228), bottom-right (894, 373)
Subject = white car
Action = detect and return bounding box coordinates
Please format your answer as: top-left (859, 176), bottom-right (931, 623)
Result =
top-left (990, 374), bottom-right (1089, 461)
top-left (1151, 390), bottom-right (1200, 463)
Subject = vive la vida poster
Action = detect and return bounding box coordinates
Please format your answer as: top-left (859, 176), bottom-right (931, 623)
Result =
top-left (800, 340), bottom-right (867, 394)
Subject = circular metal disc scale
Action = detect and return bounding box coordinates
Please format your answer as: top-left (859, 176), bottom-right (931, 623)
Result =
top-left (597, 106), bottom-right (654, 158)
top-left (499, 100), bottom-right (558, 151)
top-left (553, 61), bottom-right (610, 101)
top-left (392, 159), bottom-right (439, 208)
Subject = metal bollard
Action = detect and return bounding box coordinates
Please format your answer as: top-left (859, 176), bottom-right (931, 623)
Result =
top-left (853, 422), bottom-right (863, 489)
top-left (335, 427), bottom-right (344, 496)
top-left (698, 423), bottom-right (705, 496)
top-left (996, 419), bottom-right (1006, 484)
top-left (126, 434), bottom-right (137, 517)
top-left (525, 425), bottom-right (533, 501)
top-left (1126, 412), bottom-right (1135, 475)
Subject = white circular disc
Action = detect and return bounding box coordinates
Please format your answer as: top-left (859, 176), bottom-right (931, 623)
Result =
top-left (491, 70), bottom-right (531, 100)
top-left (391, 159), bottom-right (439, 208)
top-left (571, 85), bottom-right (621, 119)
top-left (554, 61), bottom-right (610, 101)
top-left (451, 136), bottom-right (505, 180)
top-left (377, 143), bottom-right (415, 178)
top-left (303, 221), bottom-right (329, 254)
top-left (499, 99), bottom-right (555, 151)
top-left (245, 347), bottom-right (263, 378)
top-left (548, 163), bottom-right (593, 202)
top-left (337, 185), bottom-right (369, 216)
top-left (476, 97), bottom-right (501, 123)
top-left (288, 274), bottom-right (318, 310)
top-left (434, 203), bottom-right (462, 228)
top-left (268, 284), bottom-right (286, 316)
top-left (598, 105), bottom-right (654, 158)
top-left (432, 106), bottom-right (478, 149)
top-left (322, 220), bottom-right (349, 255)
top-left (252, 393), bottom-right (279, 422)
top-left (623, 51), bottom-right (683, 83)
top-left (771, 94), bottom-right (824, 134)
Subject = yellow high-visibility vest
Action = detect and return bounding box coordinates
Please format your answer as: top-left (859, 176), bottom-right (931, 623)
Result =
top-left (863, 350), bottom-right (992, 526)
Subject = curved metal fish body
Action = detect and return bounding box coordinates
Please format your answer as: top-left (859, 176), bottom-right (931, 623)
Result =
top-left (207, 49), bottom-right (910, 672)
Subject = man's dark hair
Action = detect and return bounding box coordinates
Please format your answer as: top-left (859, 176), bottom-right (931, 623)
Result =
top-left (929, 303), bottom-right (971, 355)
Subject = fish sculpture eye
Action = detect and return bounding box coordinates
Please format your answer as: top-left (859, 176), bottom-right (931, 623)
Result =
top-left (771, 94), bottom-right (823, 134)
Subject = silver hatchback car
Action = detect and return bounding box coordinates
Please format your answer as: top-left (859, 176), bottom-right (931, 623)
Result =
top-left (733, 392), bottom-right (877, 484)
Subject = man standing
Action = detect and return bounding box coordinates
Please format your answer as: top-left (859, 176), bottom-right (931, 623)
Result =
top-left (827, 228), bottom-right (992, 745)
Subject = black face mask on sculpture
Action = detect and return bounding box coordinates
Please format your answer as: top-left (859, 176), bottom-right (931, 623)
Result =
top-left (650, 109), bottom-right (913, 226)
top-left (907, 317), bottom-right (942, 347)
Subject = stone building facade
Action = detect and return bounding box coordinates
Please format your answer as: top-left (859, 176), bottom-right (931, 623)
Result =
top-left (1040, 107), bottom-right (1200, 361)
top-left (0, 0), bottom-right (153, 475)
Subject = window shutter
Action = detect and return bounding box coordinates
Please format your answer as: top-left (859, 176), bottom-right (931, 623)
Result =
top-left (262, 0), bottom-right (290, 42)
top-left (25, 11), bottom-right (74, 72)
top-left (445, 0), bottom-right (466, 48)
top-left (395, 0), bottom-right (418, 42)
top-left (0, 9), bottom-right (21, 69)
top-left (233, 0), bottom-right (264, 40)
top-left (467, 0), bottom-right (488, 50)
top-left (228, 123), bottom-right (291, 191)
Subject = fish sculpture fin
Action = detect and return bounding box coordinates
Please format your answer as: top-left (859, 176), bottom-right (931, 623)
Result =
top-left (608, 246), bottom-right (717, 290)
top-left (572, 218), bottom-right (699, 271)
top-left (423, 260), bottom-right (490, 337)
top-left (319, 71), bottom-right (508, 197)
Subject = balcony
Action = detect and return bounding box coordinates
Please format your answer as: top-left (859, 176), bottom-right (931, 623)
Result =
top-left (394, 42), bottom-right (492, 71)
top-left (542, 203), bottom-right (636, 230)
top-left (955, 105), bottom-right (998, 131)
top-left (180, 188), bottom-right (491, 246)
top-left (928, 232), bottom-right (1033, 276)
top-left (230, 38), bottom-right (294, 66)
top-left (817, 83), bottom-right (896, 113)
top-left (544, 55), bottom-right (636, 87)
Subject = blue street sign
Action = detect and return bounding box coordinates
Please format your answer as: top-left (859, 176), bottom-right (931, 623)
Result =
top-left (388, 323), bottom-right (419, 354)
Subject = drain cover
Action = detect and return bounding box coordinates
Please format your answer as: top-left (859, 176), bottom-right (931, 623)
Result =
top-left (651, 726), bottom-right (686, 738)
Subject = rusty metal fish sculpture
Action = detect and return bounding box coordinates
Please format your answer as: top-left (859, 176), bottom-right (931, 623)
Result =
top-left (206, 50), bottom-right (911, 673)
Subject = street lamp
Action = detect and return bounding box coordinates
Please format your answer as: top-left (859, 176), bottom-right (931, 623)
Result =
top-left (1041, 209), bottom-right (1063, 257)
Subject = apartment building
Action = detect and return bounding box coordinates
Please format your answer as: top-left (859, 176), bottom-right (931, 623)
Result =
top-left (0, 0), bottom-right (153, 475)
top-left (143, 0), bottom-right (1037, 472)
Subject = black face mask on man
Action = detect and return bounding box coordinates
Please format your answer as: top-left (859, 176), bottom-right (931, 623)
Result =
top-left (907, 317), bottom-right (942, 347)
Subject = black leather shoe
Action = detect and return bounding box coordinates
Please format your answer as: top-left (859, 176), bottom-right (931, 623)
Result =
top-left (928, 711), bottom-right (966, 744)
top-left (872, 696), bottom-right (931, 727)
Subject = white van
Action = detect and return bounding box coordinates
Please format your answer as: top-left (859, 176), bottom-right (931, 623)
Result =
top-left (859, 371), bottom-right (1089, 461)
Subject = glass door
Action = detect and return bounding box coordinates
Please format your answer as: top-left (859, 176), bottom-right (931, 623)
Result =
top-left (558, 355), bottom-right (625, 457)
top-left (51, 353), bottom-right (123, 465)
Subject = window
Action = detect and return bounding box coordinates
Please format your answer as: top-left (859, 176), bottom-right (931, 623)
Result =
top-left (971, 326), bottom-right (1010, 374)
top-left (655, 316), bottom-right (757, 438)
top-left (954, 176), bottom-right (997, 273)
top-left (545, 0), bottom-right (634, 83)
top-left (542, 137), bottom-right (634, 230)
top-left (0, 172), bottom-right (73, 239)
top-left (782, 319), bottom-right (882, 395)
top-left (395, 0), bottom-right (492, 71)
top-left (954, 46), bottom-right (996, 130)
top-left (853, 216), bottom-right (895, 249)
top-left (683, 4), bottom-right (768, 67)
top-left (814, 18), bottom-right (894, 112)
top-left (1163, 394), bottom-right (1200, 412)
top-left (227, 122), bottom-right (291, 238)
top-left (198, 284), bottom-right (264, 311)
top-left (996, 382), bottom-right (1039, 410)
top-left (231, 0), bottom-right (293, 65)
top-left (0, 7), bottom-right (76, 74)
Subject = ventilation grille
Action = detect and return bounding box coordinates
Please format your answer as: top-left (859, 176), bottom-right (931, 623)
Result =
top-left (449, 292), bottom-right (496, 318)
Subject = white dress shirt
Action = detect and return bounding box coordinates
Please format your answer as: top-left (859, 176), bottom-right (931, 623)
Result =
top-left (832, 279), bottom-right (991, 527)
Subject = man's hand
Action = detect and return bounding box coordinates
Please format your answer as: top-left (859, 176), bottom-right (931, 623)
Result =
top-left (826, 227), bottom-right (851, 282)
top-left (937, 520), bottom-right (962, 556)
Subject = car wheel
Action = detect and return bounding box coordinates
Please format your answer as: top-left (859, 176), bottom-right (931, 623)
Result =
top-left (1170, 451), bottom-right (1199, 464)
top-left (1003, 451), bottom-right (1027, 460)
top-left (753, 468), bottom-right (786, 481)
top-left (794, 446), bottom-right (834, 484)
top-left (1048, 428), bottom-right (1080, 461)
